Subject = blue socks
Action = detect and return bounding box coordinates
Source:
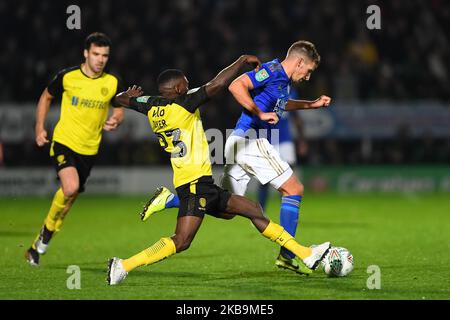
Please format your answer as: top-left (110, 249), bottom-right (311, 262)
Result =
top-left (279, 195), bottom-right (302, 259)
top-left (165, 193), bottom-right (180, 208)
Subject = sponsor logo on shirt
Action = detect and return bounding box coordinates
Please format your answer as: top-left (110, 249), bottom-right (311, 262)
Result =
top-left (255, 69), bottom-right (269, 82)
top-left (136, 96), bottom-right (150, 103)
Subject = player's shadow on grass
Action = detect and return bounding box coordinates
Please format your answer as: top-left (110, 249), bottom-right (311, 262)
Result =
top-left (175, 254), bottom-right (219, 260)
top-left (304, 221), bottom-right (368, 229)
top-left (0, 230), bottom-right (35, 237)
top-left (146, 272), bottom-right (365, 296)
top-left (128, 270), bottom-right (211, 281)
top-left (51, 265), bottom-right (210, 281)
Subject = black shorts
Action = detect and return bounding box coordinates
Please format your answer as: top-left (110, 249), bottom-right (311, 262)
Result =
top-left (175, 176), bottom-right (232, 218)
top-left (50, 141), bottom-right (96, 193)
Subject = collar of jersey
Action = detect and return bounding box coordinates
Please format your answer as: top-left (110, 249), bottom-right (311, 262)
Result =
top-left (273, 59), bottom-right (290, 82)
top-left (79, 64), bottom-right (104, 79)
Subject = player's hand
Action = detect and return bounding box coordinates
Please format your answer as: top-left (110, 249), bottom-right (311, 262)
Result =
top-left (35, 129), bottom-right (49, 147)
top-left (259, 112), bottom-right (279, 125)
top-left (103, 116), bottom-right (120, 131)
top-left (242, 55), bottom-right (261, 71)
top-left (310, 95), bottom-right (332, 108)
top-left (125, 85), bottom-right (144, 98)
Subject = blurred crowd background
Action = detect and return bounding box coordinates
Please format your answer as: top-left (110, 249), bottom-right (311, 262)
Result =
top-left (1, 0), bottom-right (449, 167)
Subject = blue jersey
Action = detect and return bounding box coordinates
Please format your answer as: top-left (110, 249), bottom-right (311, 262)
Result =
top-left (276, 112), bottom-right (292, 144)
top-left (275, 88), bottom-right (301, 144)
top-left (232, 59), bottom-right (291, 141)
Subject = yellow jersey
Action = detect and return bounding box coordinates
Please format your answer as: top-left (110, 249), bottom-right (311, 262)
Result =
top-left (128, 86), bottom-right (212, 188)
top-left (47, 65), bottom-right (122, 155)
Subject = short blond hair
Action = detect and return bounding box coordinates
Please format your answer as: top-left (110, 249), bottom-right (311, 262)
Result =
top-left (287, 40), bottom-right (321, 65)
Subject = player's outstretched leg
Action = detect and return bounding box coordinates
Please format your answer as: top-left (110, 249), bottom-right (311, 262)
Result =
top-left (224, 194), bottom-right (330, 271)
top-left (107, 215), bottom-right (202, 285)
top-left (140, 186), bottom-right (180, 221)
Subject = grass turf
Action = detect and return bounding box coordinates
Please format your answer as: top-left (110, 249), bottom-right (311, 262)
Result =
top-left (0, 192), bottom-right (449, 300)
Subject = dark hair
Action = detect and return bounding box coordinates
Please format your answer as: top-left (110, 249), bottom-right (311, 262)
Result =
top-left (84, 32), bottom-right (112, 50)
top-left (287, 40), bottom-right (321, 65)
top-left (157, 69), bottom-right (185, 87)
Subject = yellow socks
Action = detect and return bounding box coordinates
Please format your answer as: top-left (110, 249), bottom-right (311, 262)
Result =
top-left (31, 188), bottom-right (70, 250)
top-left (262, 220), bottom-right (312, 260)
top-left (44, 188), bottom-right (69, 232)
top-left (122, 237), bottom-right (176, 272)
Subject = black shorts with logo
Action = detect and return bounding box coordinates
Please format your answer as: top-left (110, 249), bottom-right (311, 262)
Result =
top-left (50, 141), bottom-right (96, 193)
top-left (175, 176), bottom-right (232, 218)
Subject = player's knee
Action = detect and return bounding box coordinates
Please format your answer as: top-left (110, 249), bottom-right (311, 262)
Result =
top-left (243, 200), bottom-right (264, 219)
top-left (219, 213), bottom-right (236, 220)
top-left (280, 180), bottom-right (304, 197)
top-left (292, 182), bottom-right (304, 196)
top-left (62, 183), bottom-right (79, 198)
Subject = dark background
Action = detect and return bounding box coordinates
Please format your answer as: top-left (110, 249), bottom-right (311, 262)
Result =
top-left (1, 0), bottom-right (449, 167)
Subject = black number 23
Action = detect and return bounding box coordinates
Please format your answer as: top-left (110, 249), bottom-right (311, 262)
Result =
top-left (156, 128), bottom-right (187, 158)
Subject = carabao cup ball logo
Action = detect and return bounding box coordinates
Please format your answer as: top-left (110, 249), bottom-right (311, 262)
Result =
top-left (321, 247), bottom-right (343, 276)
top-left (327, 248), bottom-right (343, 275)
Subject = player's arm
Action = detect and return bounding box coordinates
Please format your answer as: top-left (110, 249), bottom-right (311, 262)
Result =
top-left (103, 107), bottom-right (124, 131)
top-left (114, 85), bottom-right (153, 116)
top-left (204, 55), bottom-right (261, 97)
top-left (114, 85), bottom-right (144, 108)
top-left (228, 73), bottom-right (279, 125)
top-left (180, 55), bottom-right (262, 112)
top-left (35, 88), bottom-right (54, 147)
top-left (285, 95), bottom-right (332, 111)
top-left (36, 69), bottom-right (67, 146)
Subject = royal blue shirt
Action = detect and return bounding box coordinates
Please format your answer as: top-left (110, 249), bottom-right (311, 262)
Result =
top-left (276, 112), bottom-right (292, 144)
top-left (276, 88), bottom-right (301, 144)
top-left (232, 59), bottom-right (291, 141)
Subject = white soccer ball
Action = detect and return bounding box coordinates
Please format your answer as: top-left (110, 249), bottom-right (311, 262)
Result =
top-left (321, 246), bottom-right (354, 277)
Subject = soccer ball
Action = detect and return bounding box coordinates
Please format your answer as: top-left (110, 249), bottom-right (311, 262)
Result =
top-left (321, 246), bottom-right (354, 277)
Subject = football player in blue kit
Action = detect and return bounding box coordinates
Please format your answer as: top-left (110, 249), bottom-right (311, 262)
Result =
top-left (257, 95), bottom-right (305, 213)
top-left (257, 109), bottom-right (304, 204)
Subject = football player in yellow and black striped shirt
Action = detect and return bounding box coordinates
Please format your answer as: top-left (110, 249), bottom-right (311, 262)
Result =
top-left (26, 32), bottom-right (124, 266)
top-left (106, 56), bottom-right (331, 285)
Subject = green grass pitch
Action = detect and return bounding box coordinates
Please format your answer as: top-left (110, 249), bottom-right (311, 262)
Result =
top-left (1, 192), bottom-right (449, 300)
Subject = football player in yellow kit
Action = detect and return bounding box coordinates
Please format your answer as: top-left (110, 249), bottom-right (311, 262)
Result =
top-left (26, 32), bottom-right (124, 266)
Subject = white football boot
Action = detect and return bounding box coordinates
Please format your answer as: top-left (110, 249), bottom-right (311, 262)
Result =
top-left (35, 238), bottom-right (49, 255)
top-left (302, 242), bottom-right (331, 270)
top-left (107, 257), bottom-right (128, 285)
